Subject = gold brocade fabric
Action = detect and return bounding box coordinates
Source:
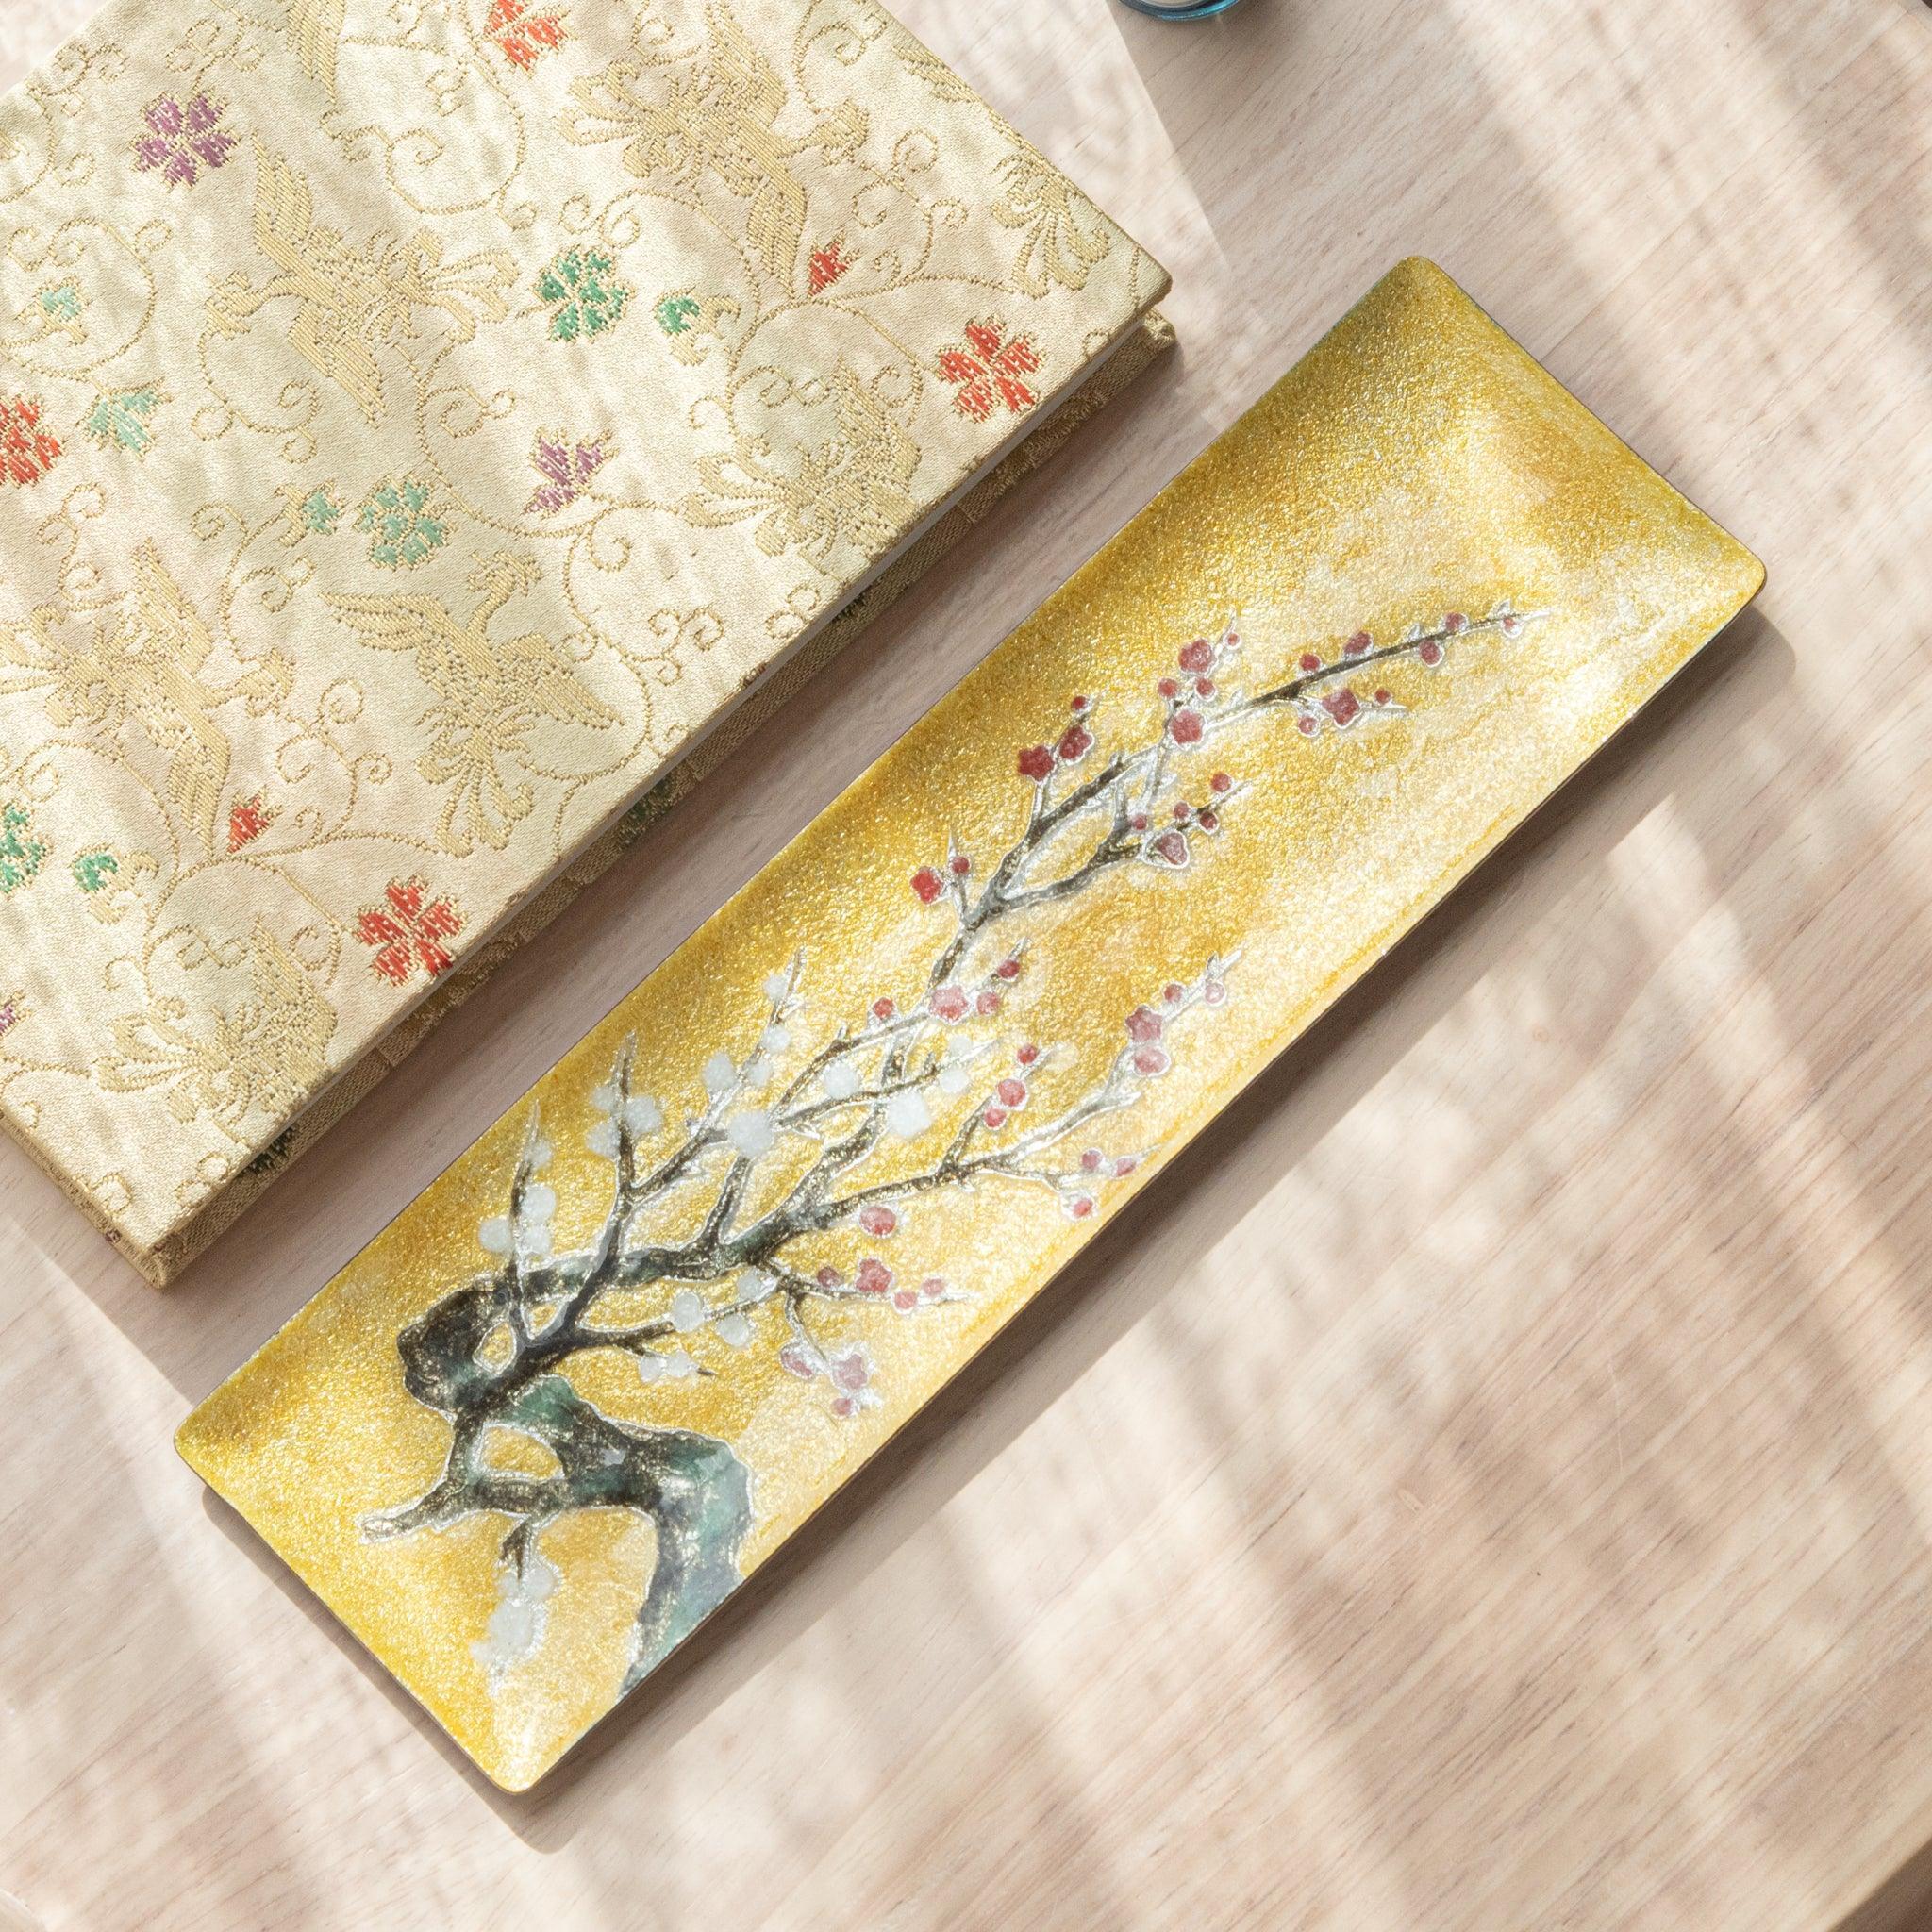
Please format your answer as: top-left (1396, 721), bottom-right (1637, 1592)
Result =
top-left (0, 0), bottom-right (1168, 1279)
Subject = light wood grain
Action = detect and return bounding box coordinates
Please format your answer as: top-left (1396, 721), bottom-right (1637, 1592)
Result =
top-left (4, 2), bottom-right (1931, 1927)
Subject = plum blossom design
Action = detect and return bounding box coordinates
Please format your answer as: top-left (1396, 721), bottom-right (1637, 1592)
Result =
top-left (363, 595), bottom-right (1537, 1697)
top-left (132, 94), bottom-right (238, 187)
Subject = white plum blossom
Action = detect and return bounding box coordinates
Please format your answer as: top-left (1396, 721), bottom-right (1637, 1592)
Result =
top-left (625, 1094), bottom-right (662, 1135)
top-left (761, 1023), bottom-right (791, 1055)
top-left (702, 1051), bottom-right (736, 1098)
top-left (884, 1089), bottom-right (931, 1139)
top-left (473, 1550), bottom-right (558, 1684)
top-left (478, 1215), bottom-right (512, 1256)
top-left (713, 1310), bottom-right (753, 1348)
top-left (822, 1058), bottom-right (861, 1101)
top-left (762, 971), bottom-right (791, 1002)
top-left (726, 1108), bottom-right (776, 1158)
top-left (636, 1348), bottom-right (698, 1384)
top-left (669, 1290), bottom-right (707, 1333)
top-left (586, 1117), bottom-right (619, 1158)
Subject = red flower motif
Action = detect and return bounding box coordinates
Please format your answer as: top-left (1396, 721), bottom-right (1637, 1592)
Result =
top-left (938, 319), bottom-right (1041, 424)
top-left (994, 956), bottom-right (1023, 982)
top-left (1197, 809), bottom-right (1219, 831)
top-left (911, 865), bottom-right (944, 904)
top-left (949, 853), bottom-right (972, 877)
top-left (1168, 708), bottom-right (1204, 746)
top-left (1419, 640), bottom-right (1444, 666)
top-left (1125, 1005), bottom-right (1164, 1043)
top-left (1178, 638), bottom-right (1213, 673)
top-left (1321, 688), bottom-right (1362, 728)
top-left (226, 792), bottom-right (276, 853)
top-left (1081, 1149), bottom-right (1105, 1173)
top-left (982, 1105), bottom-right (1008, 1130)
top-left (1162, 983), bottom-right (1185, 1004)
top-left (1345, 630), bottom-right (1373, 656)
top-left (1210, 773), bottom-right (1232, 793)
top-left (0, 397), bottom-right (61, 489)
top-left (779, 1341), bottom-right (818, 1379)
top-left (807, 240), bottom-right (851, 293)
top-left (1131, 1044), bottom-right (1172, 1077)
top-left (995, 1076), bottom-right (1027, 1108)
top-left (1070, 693), bottom-right (1090, 713)
top-left (858, 1205), bottom-right (897, 1237)
top-left (354, 876), bottom-right (462, 986)
top-left (975, 989), bottom-right (1002, 1016)
top-left (817, 1264), bottom-right (844, 1288)
top-left (1058, 723), bottom-right (1092, 762)
top-left (1299, 652), bottom-right (1322, 674)
top-left (1443, 611), bottom-right (1467, 632)
top-left (1157, 677), bottom-right (1180, 700)
top-left (1015, 1042), bottom-right (1040, 1066)
top-left (1148, 829), bottom-right (1190, 867)
top-left (1065, 1192), bottom-right (1096, 1220)
top-left (1017, 743), bottom-right (1055, 782)
top-left (487, 0), bottom-right (569, 72)
top-left (929, 986), bottom-right (970, 1022)
top-left (855, 1257), bottom-right (893, 1297)
top-left (1374, 688), bottom-right (1393, 706)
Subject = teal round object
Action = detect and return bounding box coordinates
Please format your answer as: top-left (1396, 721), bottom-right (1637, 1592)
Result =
top-left (1117, 0), bottom-right (1244, 17)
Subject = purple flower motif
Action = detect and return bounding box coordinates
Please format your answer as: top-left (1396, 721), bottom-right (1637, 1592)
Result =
top-left (525, 433), bottom-right (612, 517)
top-left (133, 95), bottom-right (238, 188)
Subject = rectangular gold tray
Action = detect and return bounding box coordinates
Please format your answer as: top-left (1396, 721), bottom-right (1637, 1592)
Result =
top-left (178, 258), bottom-right (1764, 1791)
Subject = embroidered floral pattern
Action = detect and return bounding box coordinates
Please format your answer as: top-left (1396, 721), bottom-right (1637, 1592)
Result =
top-left (356, 477), bottom-right (451, 569)
top-left (73, 849), bottom-right (121, 892)
top-left (0, 397), bottom-right (61, 488)
top-left (539, 248), bottom-right (631, 342)
top-left (0, 803), bottom-right (47, 894)
top-left (81, 385), bottom-right (167, 456)
top-left (808, 239), bottom-right (851, 293)
top-left (355, 877), bottom-right (464, 986)
top-left (654, 293), bottom-right (701, 336)
top-left (939, 320), bottom-right (1042, 424)
top-left (133, 94), bottom-right (238, 187)
top-left (227, 794), bottom-right (277, 852)
top-left (488, 0), bottom-right (569, 72)
top-left (525, 433), bottom-right (612, 516)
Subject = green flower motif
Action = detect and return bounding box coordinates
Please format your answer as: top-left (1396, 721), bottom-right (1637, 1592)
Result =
top-left (539, 248), bottom-right (632, 342)
top-left (40, 283), bottom-right (84, 325)
top-left (357, 477), bottom-right (450, 570)
top-left (72, 849), bottom-right (120, 892)
top-left (298, 485), bottom-right (344, 537)
top-left (81, 385), bottom-right (167, 456)
top-left (654, 294), bottom-right (700, 337)
top-left (0, 803), bottom-right (48, 896)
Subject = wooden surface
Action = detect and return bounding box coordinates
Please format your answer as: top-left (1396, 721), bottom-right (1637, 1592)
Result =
top-left (4, 1), bottom-right (1931, 1926)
